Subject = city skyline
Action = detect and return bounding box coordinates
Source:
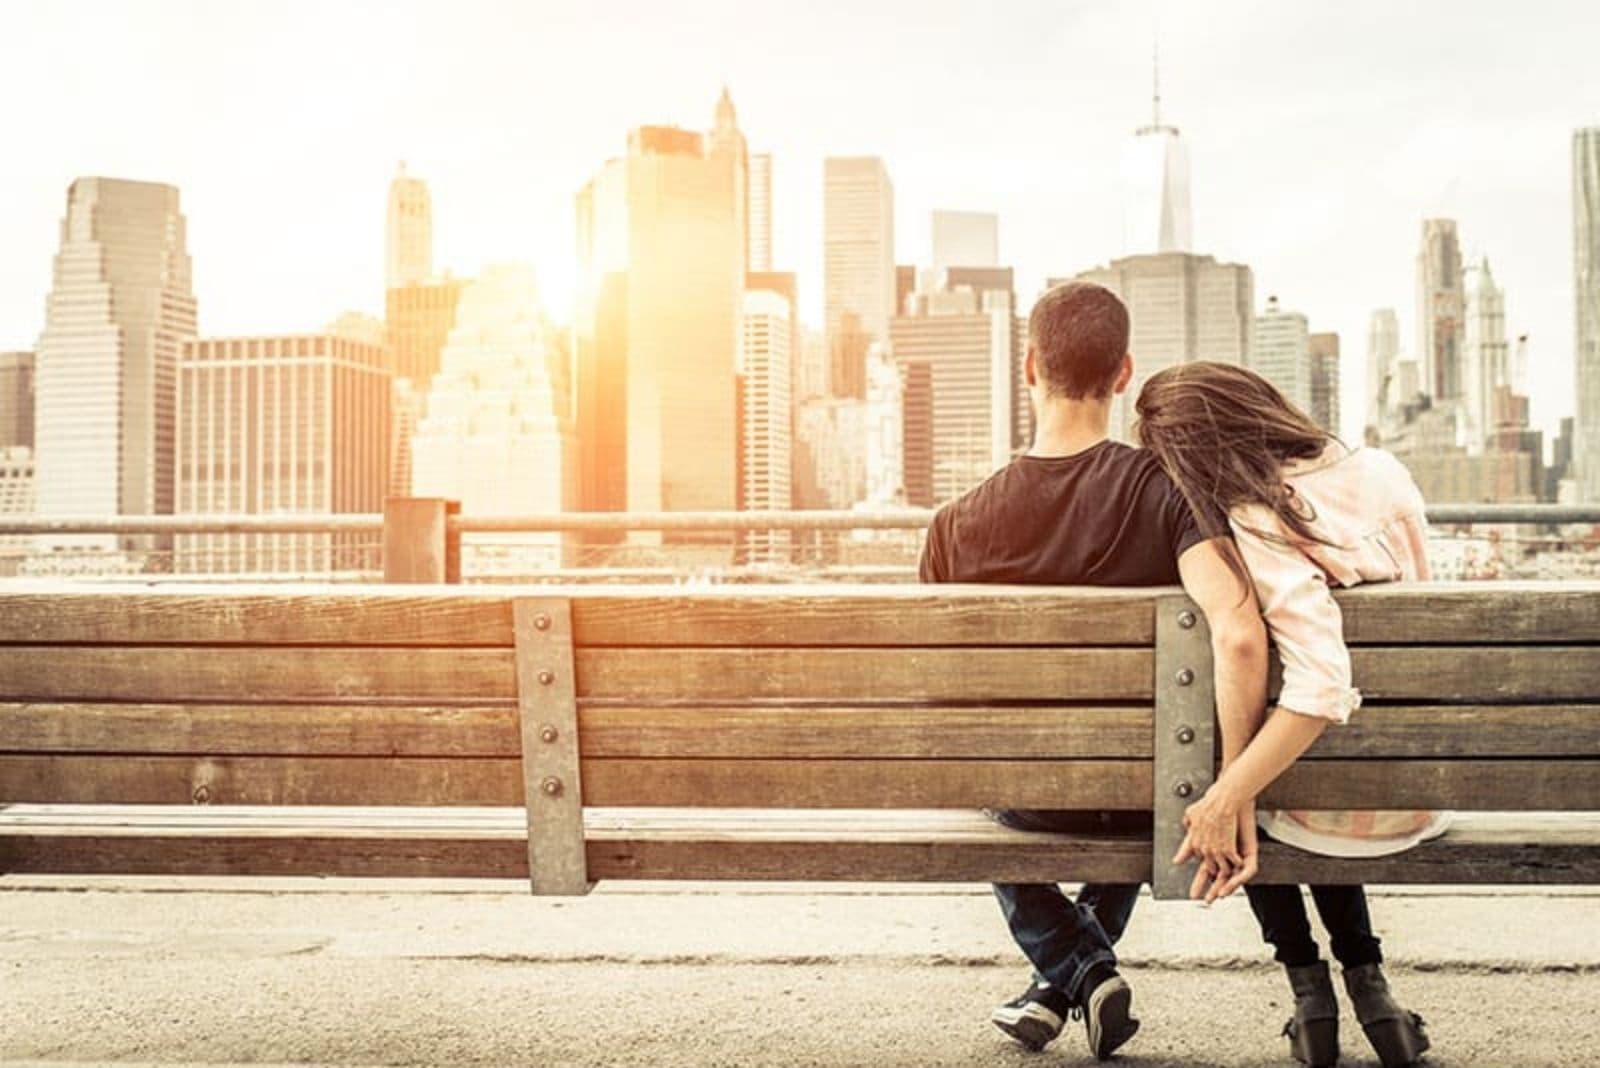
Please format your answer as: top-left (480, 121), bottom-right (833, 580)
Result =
top-left (4, 1), bottom-right (1600, 449)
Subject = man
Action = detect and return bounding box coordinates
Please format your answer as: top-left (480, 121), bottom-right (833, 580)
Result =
top-left (919, 282), bottom-right (1268, 1059)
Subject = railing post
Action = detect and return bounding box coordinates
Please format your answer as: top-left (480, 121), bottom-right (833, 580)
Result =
top-left (1152, 594), bottom-right (1217, 900)
top-left (382, 498), bottom-right (460, 583)
top-left (512, 597), bottom-right (591, 895)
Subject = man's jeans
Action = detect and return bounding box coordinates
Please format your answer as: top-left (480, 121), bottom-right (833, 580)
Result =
top-left (988, 808), bottom-right (1144, 1004)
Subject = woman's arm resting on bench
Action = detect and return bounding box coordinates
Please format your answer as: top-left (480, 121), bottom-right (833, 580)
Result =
top-left (1177, 537), bottom-right (1271, 897)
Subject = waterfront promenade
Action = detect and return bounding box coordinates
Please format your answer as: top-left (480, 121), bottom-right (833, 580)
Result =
top-left (4, 877), bottom-right (1598, 1066)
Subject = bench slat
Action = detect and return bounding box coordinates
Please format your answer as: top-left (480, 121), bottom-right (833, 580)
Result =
top-left (579, 705), bottom-right (1152, 758)
top-left (0, 754), bottom-right (526, 806)
top-left (1, 702), bottom-right (520, 756)
top-left (11, 701), bottom-right (1597, 761)
top-left (1264, 760), bottom-right (1600, 810)
top-left (577, 648), bottom-right (1153, 702)
top-left (582, 758), bottom-right (1150, 808)
top-left (1338, 584), bottom-right (1600, 644)
top-left (9, 645), bottom-right (1597, 704)
top-left (0, 647), bottom-right (1152, 703)
top-left (571, 589), bottom-right (1156, 646)
top-left (6, 583), bottom-right (1600, 646)
top-left (1350, 647), bottom-right (1600, 702)
top-left (0, 586), bottom-right (1160, 647)
top-left (0, 647), bottom-right (516, 702)
top-left (0, 589), bottom-right (517, 646)
top-left (0, 808), bottom-right (1152, 883)
top-left (0, 702), bottom-right (1152, 759)
top-left (0, 754), bottom-right (1149, 809)
top-left (4, 808), bottom-right (1598, 886)
top-left (1305, 705), bottom-right (1600, 758)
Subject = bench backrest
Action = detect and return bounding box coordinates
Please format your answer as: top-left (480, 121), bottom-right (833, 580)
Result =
top-left (2, 581), bottom-right (1598, 896)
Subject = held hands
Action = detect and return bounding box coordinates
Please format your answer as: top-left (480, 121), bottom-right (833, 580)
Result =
top-left (1171, 786), bottom-right (1259, 904)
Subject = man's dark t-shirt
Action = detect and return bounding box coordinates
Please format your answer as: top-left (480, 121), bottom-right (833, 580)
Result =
top-left (919, 440), bottom-right (1206, 586)
top-left (920, 440), bottom-right (1206, 834)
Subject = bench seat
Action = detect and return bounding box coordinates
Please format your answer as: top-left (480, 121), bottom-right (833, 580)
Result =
top-left (5, 806), bottom-right (1598, 887)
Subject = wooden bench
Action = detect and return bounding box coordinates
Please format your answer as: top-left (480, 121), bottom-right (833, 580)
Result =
top-left (2, 582), bottom-right (1598, 899)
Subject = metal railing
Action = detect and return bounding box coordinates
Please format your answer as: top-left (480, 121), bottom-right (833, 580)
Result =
top-left (3, 502), bottom-right (1599, 584)
top-left (6, 504), bottom-right (1599, 536)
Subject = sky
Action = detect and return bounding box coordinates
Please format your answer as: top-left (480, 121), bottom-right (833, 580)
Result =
top-left (3, 0), bottom-right (1599, 444)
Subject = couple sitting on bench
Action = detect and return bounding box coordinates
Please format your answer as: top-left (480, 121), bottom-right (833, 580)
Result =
top-left (920, 282), bottom-right (1447, 1068)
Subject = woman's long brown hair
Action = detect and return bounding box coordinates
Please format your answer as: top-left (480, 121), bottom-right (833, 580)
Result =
top-left (1134, 361), bottom-right (1341, 587)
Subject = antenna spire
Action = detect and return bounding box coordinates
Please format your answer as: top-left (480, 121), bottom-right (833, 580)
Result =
top-left (1152, 37), bottom-right (1161, 126)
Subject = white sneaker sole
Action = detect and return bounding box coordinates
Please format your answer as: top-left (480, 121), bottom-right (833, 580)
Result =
top-left (990, 1003), bottom-right (1064, 1052)
top-left (1086, 976), bottom-right (1140, 1060)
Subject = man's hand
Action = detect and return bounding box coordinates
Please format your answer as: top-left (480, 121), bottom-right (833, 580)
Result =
top-left (1172, 786), bottom-right (1257, 903)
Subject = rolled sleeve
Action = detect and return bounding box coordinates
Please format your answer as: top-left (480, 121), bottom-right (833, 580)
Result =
top-left (1231, 508), bottom-right (1362, 725)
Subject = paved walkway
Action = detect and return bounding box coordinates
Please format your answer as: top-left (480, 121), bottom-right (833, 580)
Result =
top-left (4, 878), bottom-right (1597, 1065)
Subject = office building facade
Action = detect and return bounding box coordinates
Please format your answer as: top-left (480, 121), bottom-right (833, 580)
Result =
top-left (1251, 296), bottom-right (1312, 414)
top-left (575, 112), bottom-right (742, 528)
top-left (1068, 252), bottom-right (1253, 441)
top-left (386, 163), bottom-right (432, 290)
top-left (176, 331), bottom-right (390, 574)
top-left (824, 157), bottom-right (894, 399)
top-left (33, 178), bottom-right (197, 555)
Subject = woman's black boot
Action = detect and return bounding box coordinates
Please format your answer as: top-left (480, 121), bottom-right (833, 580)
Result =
top-left (1343, 962), bottom-right (1430, 1067)
top-left (1282, 961), bottom-right (1340, 1067)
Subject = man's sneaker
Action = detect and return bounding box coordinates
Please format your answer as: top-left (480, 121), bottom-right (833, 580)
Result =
top-left (1081, 965), bottom-right (1145, 1061)
top-left (991, 978), bottom-right (1074, 1052)
top-left (1082, 971), bottom-right (1140, 1060)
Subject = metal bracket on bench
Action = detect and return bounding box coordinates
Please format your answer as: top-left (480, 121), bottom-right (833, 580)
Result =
top-left (1152, 594), bottom-right (1217, 900)
top-left (513, 597), bottom-right (592, 895)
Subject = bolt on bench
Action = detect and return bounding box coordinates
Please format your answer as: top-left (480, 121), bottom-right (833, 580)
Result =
top-left (2, 582), bottom-right (1598, 899)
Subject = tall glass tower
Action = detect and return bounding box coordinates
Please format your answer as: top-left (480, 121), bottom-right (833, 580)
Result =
top-left (1122, 53), bottom-right (1192, 254)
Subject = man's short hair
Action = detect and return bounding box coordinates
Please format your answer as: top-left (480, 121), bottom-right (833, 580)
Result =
top-left (1027, 282), bottom-right (1130, 399)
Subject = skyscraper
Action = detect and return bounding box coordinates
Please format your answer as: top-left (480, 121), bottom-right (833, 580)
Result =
top-left (384, 275), bottom-right (464, 500)
top-left (0, 351), bottom-right (33, 449)
top-left (932, 267), bottom-right (1028, 453)
top-left (890, 279), bottom-right (1015, 503)
top-left (1462, 257), bottom-right (1508, 454)
top-left (1122, 55), bottom-right (1192, 254)
top-left (931, 210), bottom-right (999, 270)
top-left (901, 361), bottom-right (934, 507)
top-left (1417, 218), bottom-right (1465, 403)
top-left (1309, 332), bottom-right (1341, 434)
top-left (0, 447), bottom-right (34, 568)
top-left (708, 87), bottom-right (749, 277)
top-left (411, 264), bottom-right (576, 573)
top-left (1366, 308), bottom-right (1400, 433)
top-left (1572, 128), bottom-right (1600, 500)
top-left (34, 178), bottom-right (197, 552)
top-left (1069, 252), bottom-right (1253, 440)
top-left (386, 163), bottom-right (432, 290)
top-left (863, 344), bottom-right (904, 508)
top-left (1250, 297), bottom-right (1312, 414)
top-left (738, 286), bottom-right (793, 563)
top-left (824, 156), bottom-right (894, 399)
top-left (386, 275), bottom-right (464, 385)
top-left (176, 330), bottom-right (389, 574)
top-left (748, 153), bottom-right (773, 273)
top-left (575, 114), bottom-right (742, 524)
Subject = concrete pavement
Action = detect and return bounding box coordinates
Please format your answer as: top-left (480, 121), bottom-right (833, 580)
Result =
top-left (4, 878), bottom-right (1598, 1065)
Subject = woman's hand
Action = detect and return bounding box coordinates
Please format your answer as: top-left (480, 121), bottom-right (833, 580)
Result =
top-left (1173, 786), bottom-right (1257, 902)
top-left (1188, 805), bottom-right (1260, 904)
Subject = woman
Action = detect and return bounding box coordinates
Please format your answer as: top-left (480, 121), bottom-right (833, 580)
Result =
top-left (1135, 362), bottom-right (1450, 1068)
